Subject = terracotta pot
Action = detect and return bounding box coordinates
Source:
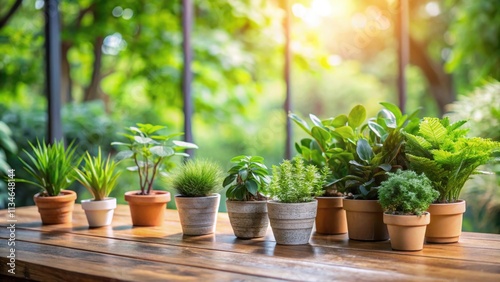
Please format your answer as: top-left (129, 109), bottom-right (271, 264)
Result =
top-left (33, 190), bottom-right (76, 225)
top-left (343, 199), bottom-right (389, 241)
top-left (175, 194), bottom-right (220, 235)
top-left (425, 200), bottom-right (466, 243)
top-left (315, 197), bottom-right (347, 235)
top-left (384, 212), bottom-right (430, 251)
top-left (267, 200), bottom-right (317, 245)
top-left (226, 200), bottom-right (269, 239)
top-left (81, 197), bottom-right (117, 227)
top-left (124, 190), bottom-right (171, 226)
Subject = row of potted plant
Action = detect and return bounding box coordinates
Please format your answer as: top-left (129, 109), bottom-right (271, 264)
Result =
top-left (18, 103), bottom-right (500, 251)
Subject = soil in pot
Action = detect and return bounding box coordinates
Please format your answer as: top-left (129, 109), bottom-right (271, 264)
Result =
top-left (124, 190), bottom-right (171, 226)
top-left (343, 199), bottom-right (389, 241)
top-left (175, 194), bottom-right (220, 236)
top-left (226, 200), bottom-right (269, 239)
top-left (33, 190), bottom-right (77, 225)
top-left (384, 212), bottom-right (430, 251)
top-left (425, 200), bottom-right (466, 243)
top-left (267, 200), bottom-right (317, 245)
top-left (315, 196), bottom-right (347, 235)
top-left (81, 197), bottom-right (117, 227)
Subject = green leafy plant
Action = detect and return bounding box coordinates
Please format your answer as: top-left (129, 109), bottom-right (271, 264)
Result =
top-left (112, 123), bottom-right (198, 195)
top-left (19, 140), bottom-right (80, 197)
top-left (172, 159), bottom-right (223, 197)
top-left (404, 117), bottom-right (500, 203)
top-left (268, 158), bottom-right (326, 203)
top-left (379, 170), bottom-right (439, 215)
top-left (74, 148), bottom-right (122, 201)
top-left (223, 155), bottom-right (270, 201)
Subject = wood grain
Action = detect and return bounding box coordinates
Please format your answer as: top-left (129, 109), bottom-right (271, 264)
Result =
top-left (1, 205), bottom-right (500, 281)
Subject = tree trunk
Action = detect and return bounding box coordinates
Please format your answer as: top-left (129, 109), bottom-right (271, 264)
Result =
top-left (60, 41), bottom-right (72, 103)
top-left (84, 36), bottom-right (104, 101)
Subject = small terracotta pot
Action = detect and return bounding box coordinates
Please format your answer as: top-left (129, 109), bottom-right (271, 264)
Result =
top-left (425, 200), bottom-right (466, 243)
top-left (267, 200), bottom-right (317, 245)
top-left (384, 212), bottom-right (430, 251)
top-left (33, 190), bottom-right (76, 225)
top-left (315, 197), bottom-right (347, 235)
top-left (226, 200), bottom-right (269, 239)
top-left (175, 194), bottom-right (220, 235)
top-left (81, 197), bottom-right (117, 227)
top-left (343, 199), bottom-right (389, 241)
top-left (124, 190), bottom-right (171, 226)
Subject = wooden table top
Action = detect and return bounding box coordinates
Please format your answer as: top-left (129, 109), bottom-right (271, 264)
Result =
top-left (1, 204), bottom-right (500, 281)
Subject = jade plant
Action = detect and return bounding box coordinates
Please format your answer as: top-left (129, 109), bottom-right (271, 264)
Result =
top-left (74, 148), bottom-right (121, 201)
top-left (268, 158), bottom-right (327, 203)
top-left (19, 140), bottom-right (81, 197)
top-left (223, 155), bottom-right (270, 201)
top-left (404, 117), bottom-right (500, 203)
top-left (171, 159), bottom-right (223, 197)
top-left (112, 123), bottom-right (198, 195)
top-left (379, 170), bottom-right (439, 215)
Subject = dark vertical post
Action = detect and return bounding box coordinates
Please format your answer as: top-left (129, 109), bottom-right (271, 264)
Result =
top-left (45, 0), bottom-right (63, 143)
top-left (284, 0), bottom-right (292, 159)
top-left (397, 0), bottom-right (409, 113)
top-left (182, 0), bottom-right (194, 157)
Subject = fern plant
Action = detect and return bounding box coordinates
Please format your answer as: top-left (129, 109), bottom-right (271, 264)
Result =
top-left (404, 117), bottom-right (500, 203)
top-left (268, 158), bottom-right (326, 203)
top-left (19, 140), bottom-right (80, 197)
top-left (74, 148), bottom-right (121, 201)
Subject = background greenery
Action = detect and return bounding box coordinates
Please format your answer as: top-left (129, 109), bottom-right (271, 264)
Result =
top-left (1, 0), bottom-right (499, 231)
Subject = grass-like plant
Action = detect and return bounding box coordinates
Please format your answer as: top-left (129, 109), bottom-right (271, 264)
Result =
top-left (224, 155), bottom-right (270, 201)
top-left (379, 170), bottom-right (439, 215)
top-left (404, 117), bottom-right (500, 203)
top-left (172, 159), bottom-right (223, 197)
top-left (268, 158), bottom-right (326, 203)
top-left (19, 140), bottom-right (80, 197)
top-left (74, 148), bottom-right (122, 201)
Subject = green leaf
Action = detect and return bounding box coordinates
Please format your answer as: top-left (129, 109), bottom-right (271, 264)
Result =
top-left (134, 136), bottom-right (155, 144)
top-left (245, 180), bottom-right (258, 195)
top-left (115, 150), bottom-right (134, 161)
top-left (230, 155), bottom-right (247, 162)
top-left (223, 175), bottom-right (237, 187)
top-left (239, 169), bottom-right (248, 181)
top-left (348, 105), bottom-right (366, 128)
top-left (368, 121), bottom-right (387, 139)
top-left (380, 102), bottom-right (402, 121)
top-left (172, 140), bottom-right (199, 149)
top-left (311, 126), bottom-right (330, 149)
top-left (309, 114), bottom-right (324, 128)
top-left (289, 113), bottom-right (310, 134)
top-left (150, 146), bottom-right (175, 157)
top-left (356, 139), bottom-right (373, 162)
top-left (377, 109), bottom-right (397, 129)
top-left (335, 126), bottom-right (355, 139)
top-left (111, 142), bottom-right (131, 147)
top-left (331, 115), bottom-right (348, 128)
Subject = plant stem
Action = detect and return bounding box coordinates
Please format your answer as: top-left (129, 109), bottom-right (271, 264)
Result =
top-left (147, 157), bottom-right (162, 195)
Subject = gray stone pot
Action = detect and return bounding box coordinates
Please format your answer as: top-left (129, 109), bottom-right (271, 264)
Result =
top-left (267, 200), bottom-right (317, 245)
top-left (226, 200), bottom-right (269, 239)
top-left (175, 194), bottom-right (220, 236)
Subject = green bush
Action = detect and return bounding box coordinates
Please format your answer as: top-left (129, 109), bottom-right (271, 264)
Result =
top-left (171, 159), bottom-right (223, 197)
top-left (268, 158), bottom-right (326, 203)
top-left (379, 170), bottom-right (439, 215)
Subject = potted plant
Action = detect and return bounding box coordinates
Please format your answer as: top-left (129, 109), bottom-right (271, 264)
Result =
top-left (341, 103), bottom-right (420, 241)
top-left (223, 155), bottom-right (271, 239)
top-left (19, 140), bottom-right (80, 225)
top-left (379, 170), bottom-right (439, 251)
top-left (112, 123), bottom-right (198, 226)
top-left (74, 148), bottom-right (121, 227)
top-left (267, 158), bottom-right (326, 245)
top-left (404, 117), bottom-right (500, 243)
top-left (171, 159), bottom-right (223, 236)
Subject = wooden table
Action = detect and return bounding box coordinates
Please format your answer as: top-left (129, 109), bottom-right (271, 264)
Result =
top-left (1, 205), bottom-right (500, 281)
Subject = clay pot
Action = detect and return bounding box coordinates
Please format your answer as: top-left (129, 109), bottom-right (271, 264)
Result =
top-left (226, 200), bottom-right (269, 239)
top-left (81, 197), bottom-right (117, 227)
top-left (34, 190), bottom-right (77, 225)
top-left (343, 199), bottom-right (389, 241)
top-left (175, 194), bottom-right (220, 235)
top-left (384, 212), bottom-right (430, 251)
top-left (124, 190), bottom-right (171, 226)
top-left (267, 200), bottom-right (317, 245)
top-left (425, 200), bottom-right (466, 243)
top-left (315, 197), bottom-right (347, 235)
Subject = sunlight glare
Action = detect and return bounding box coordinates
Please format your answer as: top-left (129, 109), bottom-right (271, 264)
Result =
top-left (311, 0), bottom-right (333, 17)
top-left (425, 2), bottom-right (441, 17)
top-left (328, 55), bottom-right (343, 66)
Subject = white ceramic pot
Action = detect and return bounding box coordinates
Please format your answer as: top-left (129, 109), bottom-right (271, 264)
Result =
top-left (81, 197), bottom-right (117, 227)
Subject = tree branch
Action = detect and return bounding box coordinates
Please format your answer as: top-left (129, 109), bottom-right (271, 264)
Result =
top-left (0, 0), bottom-right (23, 30)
